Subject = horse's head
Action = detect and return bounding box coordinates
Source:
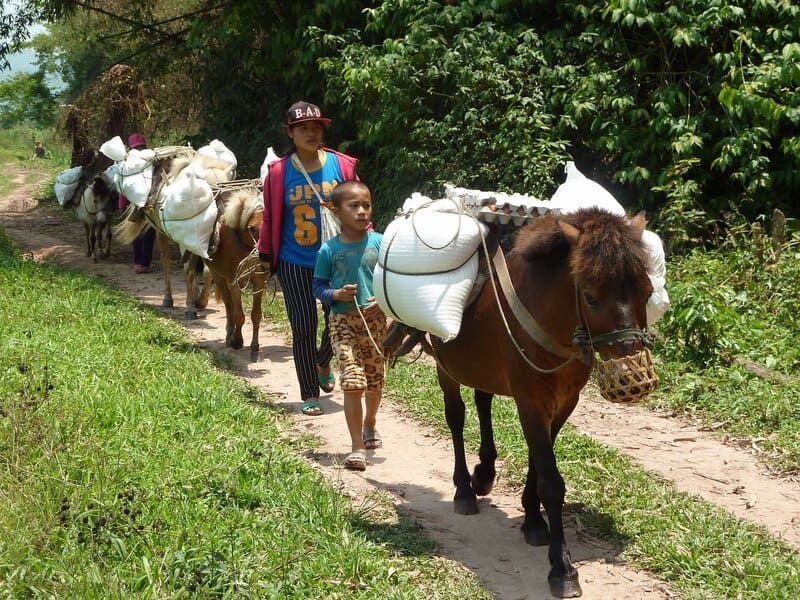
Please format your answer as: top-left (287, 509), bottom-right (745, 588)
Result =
top-left (558, 208), bottom-right (652, 359)
top-left (558, 208), bottom-right (657, 401)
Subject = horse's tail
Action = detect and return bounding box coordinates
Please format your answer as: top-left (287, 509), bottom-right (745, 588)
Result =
top-left (114, 205), bottom-right (148, 244)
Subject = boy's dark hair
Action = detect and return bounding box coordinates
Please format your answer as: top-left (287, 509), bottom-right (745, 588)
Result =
top-left (330, 179), bottom-right (370, 207)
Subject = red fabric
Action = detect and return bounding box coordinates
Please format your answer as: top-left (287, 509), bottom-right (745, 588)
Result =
top-left (257, 148), bottom-right (358, 272)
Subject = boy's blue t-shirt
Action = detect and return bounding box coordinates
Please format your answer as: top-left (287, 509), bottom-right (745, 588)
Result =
top-left (279, 151), bottom-right (344, 269)
top-left (314, 231), bottom-right (382, 314)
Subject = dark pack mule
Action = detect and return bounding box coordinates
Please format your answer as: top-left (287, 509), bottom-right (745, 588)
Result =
top-left (385, 207), bottom-right (655, 597)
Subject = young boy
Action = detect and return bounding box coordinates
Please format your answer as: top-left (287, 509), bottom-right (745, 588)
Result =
top-left (312, 180), bottom-right (387, 471)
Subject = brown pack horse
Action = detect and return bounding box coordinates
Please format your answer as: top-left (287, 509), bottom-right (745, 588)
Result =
top-left (185, 187), bottom-right (267, 361)
top-left (386, 207), bottom-right (655, 598)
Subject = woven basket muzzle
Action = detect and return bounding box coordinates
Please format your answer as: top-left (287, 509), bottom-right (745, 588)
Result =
top-left (594, 348), bottom-right (658, 403)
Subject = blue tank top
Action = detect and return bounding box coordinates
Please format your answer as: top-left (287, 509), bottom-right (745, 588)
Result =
top-left (279, 151), bottom-right (344, 269)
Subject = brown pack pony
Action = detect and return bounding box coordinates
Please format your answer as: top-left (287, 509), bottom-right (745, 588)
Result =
top-left (385, 207), bottom-right (655, 598)
top-left (184, 187), bottom-right (267, 361)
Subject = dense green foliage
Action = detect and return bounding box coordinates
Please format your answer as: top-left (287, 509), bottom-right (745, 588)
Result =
top-left (654, 219), bottom-right (800, 473)
top-left (4, 0), bottom-right (797, 249)
top-left (0, 71), bottom-right (58, 128)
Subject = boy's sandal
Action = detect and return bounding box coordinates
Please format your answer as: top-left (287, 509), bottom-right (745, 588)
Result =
top-left (344, 450), bottom-right (366, 471)
top-left (317, 369), bottom-right (335, 393)
top-left (301, 399), bottom-right (322, 416)
top-left (362, 429), bottom-right (382, 450)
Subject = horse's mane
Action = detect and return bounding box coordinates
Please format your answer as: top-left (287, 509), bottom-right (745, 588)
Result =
top-left (222, 190), bottom-right (261, 230)
top-left (514, 207), bottom-right (647, 284)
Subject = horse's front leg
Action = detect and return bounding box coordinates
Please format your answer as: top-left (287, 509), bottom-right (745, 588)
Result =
top-left (471, 389), bottom-right (496, 496)
top-left (156, 232), bottom-right (173, 308)
top-left (518, 408), bottom-right (581, 598)
top-left (83, 223), bottom-right (92, 257)
top-left (249, 275), bottom-right (264, 361)
top-left (438, 366), bottom-right (477, 515)
top-left (229, 285), bottom-right (245, 350)
top-left (183, 255), bottom-right (200, 319)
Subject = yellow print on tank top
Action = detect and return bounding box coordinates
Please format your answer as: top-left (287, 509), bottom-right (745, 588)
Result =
top-left (289, 181), bottom-right (338, 246)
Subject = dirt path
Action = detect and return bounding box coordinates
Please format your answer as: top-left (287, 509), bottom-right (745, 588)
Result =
top-left (3, 165), bottom-right (799, 599)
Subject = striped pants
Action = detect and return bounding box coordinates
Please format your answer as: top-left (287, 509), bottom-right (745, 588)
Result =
top-left (277, 260), bottom-right (333, 401)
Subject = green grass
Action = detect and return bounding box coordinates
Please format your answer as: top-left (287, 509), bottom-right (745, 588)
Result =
top-left (652, 224), bottom-right (800, 475)
top-left (0, 228), bottom-right (489, 599)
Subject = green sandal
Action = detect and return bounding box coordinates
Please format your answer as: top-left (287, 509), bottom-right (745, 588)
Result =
top-left (301, 399), bottom-right (322, 416)
top-left (317, 370), bottom-right (335, 393)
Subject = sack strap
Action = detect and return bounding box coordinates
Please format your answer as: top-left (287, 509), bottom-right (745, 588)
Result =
top-left (291, 152), bottom-right (327, 206)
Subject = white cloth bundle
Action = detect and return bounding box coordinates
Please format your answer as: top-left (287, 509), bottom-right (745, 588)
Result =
top-left (99, 136), bottom-right (126, 162)
top-left (259, 147), bottom-right (280, 179)
top-left (196, 139), bottom-right (237, 181)
top-left (375, 197), bottom-right (487, 341)
top-left (158, 161), bottom-right (217, 258)
top-left (54, 166), bottom-right (85, 206)
top-left (115, 148), bottom-right (158, 207)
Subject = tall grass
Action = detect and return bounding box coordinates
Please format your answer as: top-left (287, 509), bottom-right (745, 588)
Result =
top-left (0, 227), bottom-right (489, 599)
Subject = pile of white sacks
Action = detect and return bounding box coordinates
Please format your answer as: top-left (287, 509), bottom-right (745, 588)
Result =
top-left (98, 136), bottom-right (238, 258)
top-left (374, 162), bottom-right (670, 342)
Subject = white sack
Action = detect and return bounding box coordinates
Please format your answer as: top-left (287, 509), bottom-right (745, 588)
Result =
top-left (550, 161), bottom-right (625, 216)
top-left (642, 229), bottom-right (670, 325)
top-left (379, 198), bottom-right (487, 274)
top-left (99, 136), bottom-right (126, 162)
top-left (158, 162), bottom-right (217, 258)
top-left (260, 147), bottom-right (280, 179)
top-left (374, 254), bottom-right (478, 342)
top-left (54, 166), bottom-right (85, 206)
top-left (196, 139), bottom-right (237, 181)
top-left (375, 200), bottom-right (486, 341)
top-left (115, 148), bottom-right (157, 207)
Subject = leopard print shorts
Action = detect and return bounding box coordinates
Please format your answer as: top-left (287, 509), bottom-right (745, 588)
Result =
top-left (330, 310), bottom-right (388, 392)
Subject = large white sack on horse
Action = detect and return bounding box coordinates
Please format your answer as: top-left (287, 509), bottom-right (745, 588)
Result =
top-left (99, 136), bottom-right (126, 162)
top-left (158, 162), bottom-right (217, 258)
top-left (259, 147), bottom-right (280, 179)
top-left (374, 253), bottom-right (479, 342)
top-left (642, 229), bottom-right (670, 325)
top-left (54, 166), bottom-right (85, 206)
top-left (196, 140), bottom-right (237, 181)
top-left (379, 198), bottom-right (487, 274)
top-left (189, 153), bottom-right (234, 186)
top-left (549, 161), bottom-right (625, 216)
top-left (116, 148), bottom-right (157, 207)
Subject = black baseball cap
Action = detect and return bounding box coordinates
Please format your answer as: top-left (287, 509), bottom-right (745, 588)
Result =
top-left (286, 101), bottom-right (332, 126)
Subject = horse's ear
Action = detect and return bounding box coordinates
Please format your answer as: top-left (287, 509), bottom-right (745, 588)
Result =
top-left (558, 221), bottom-right (581, 245)
top-left (629, 211), bottom-right (646, 237)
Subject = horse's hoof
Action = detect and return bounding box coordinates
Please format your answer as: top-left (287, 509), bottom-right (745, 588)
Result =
top-left (162, 298), bottom-right (174, 308)
top-left (471, 464), bottom-right (496, 496)
top-left (453, 496), bottom-right (479, 515)
top-left (521, 522), bottom-right (550, 546)
top-left (548, 572), bottom-right (582, 598)
top-left (230, 339), bottom-right (243, 350)
top-left (249, 348), bottom-right (260, 362)
top-left (184, 308), bottom-right (198, 320)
